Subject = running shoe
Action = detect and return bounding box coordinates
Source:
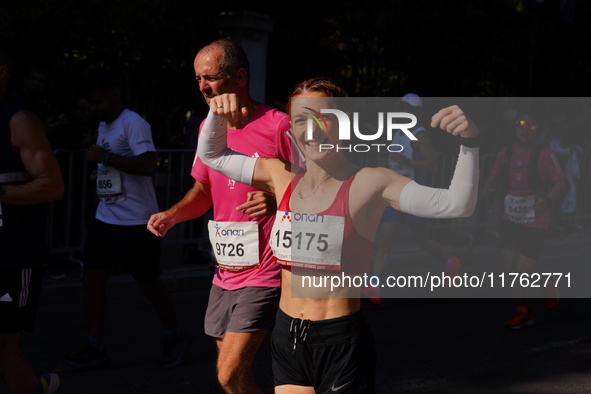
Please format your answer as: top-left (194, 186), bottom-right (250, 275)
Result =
top-left (506, 309), bottom-right (534, 329)
top-left (544, 288), bottom-right (559, 310)
top-left (445, 255), bottom-right (461, 277)
top-left (64, 343), bottom-right (110, 370)
top-left (158, 331), bottom-right (192, 368)
top-left (38, 372), bottom-right (60, 394)
top-left (544, 297), bottom-right (559, 310)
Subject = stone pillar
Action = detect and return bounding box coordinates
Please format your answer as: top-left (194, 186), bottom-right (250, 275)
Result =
top-left (216, 11), bottom-right (273, 102)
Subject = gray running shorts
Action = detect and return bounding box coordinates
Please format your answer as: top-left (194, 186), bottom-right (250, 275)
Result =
top-left (204, 284), bottom-right (280, 338)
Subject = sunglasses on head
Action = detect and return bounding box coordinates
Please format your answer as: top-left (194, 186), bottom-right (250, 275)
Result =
top-left (515, 120), bottom-right (538, 131)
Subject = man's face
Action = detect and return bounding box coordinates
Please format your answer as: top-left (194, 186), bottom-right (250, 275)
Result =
top-left (514, 114), bottom-right (538, 144)
top-left (193, 47), bottom-right (241, 104)
top-left (89, 87), bottom-right (119, 123)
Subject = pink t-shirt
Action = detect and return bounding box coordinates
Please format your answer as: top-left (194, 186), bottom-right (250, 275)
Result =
top-left (192, 104), bottom-right (294, 290)
top-left (491, 144), bottom-right (563, 229)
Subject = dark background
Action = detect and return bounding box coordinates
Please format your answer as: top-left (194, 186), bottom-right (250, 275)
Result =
top-left (3, 2), bottom-right (591, 392)
top-left (1, 0), bottom-right (589, 147)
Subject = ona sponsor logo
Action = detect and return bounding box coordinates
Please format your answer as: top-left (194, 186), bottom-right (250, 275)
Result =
top-left (304, 107), bottom-right (417, 152)
top-left (214, 223), bottom-right (245, 238)
top-left (292, 212), bottom-right (325, 223)
top-left (279, 212), bottom-right (292, 223)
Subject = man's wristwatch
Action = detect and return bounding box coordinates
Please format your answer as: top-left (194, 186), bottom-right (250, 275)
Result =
top-left (102, 151), bottom-right (113, 166)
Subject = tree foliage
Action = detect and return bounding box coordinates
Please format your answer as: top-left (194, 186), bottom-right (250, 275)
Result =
top-left (2, 0), bottom-right (589, 144)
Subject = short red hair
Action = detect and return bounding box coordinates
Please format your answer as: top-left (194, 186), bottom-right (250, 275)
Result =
top-left (287, 77), bottom-right (345, 114)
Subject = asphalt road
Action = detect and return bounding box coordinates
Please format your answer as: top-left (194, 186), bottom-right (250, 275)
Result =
top-left (5, 234), bottom-right (591, 393)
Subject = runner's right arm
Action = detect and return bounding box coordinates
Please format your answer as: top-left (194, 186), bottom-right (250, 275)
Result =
top-left (197, 108), bottom-right (288, 195)
top-left (147, 180), bottom-right (212, 237)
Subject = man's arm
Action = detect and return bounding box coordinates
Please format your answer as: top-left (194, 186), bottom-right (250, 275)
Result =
top-left (480, 173), bottom-right (499, 200)
top-left (147, 180), bottom-right (213, 237)
top-left (534, 154), bottom-right (568, 213)
top-left (0, 111), bottom-right (64, 205)
top-left (86, 145), bottom-right (157, 176)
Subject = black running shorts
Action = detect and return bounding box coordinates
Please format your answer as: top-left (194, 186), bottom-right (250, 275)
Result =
top-left (0, 267), bottom-right (44, 333)
top-left (272, 308), bottom-right (376, 393)
top-left (83, 219), bottom-right (161, 281)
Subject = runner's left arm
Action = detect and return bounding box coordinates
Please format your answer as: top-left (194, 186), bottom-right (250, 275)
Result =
top-left (0, 110), bottom-right (64, 205)
top-left (86, 146), bottom-right (157, 176)
top-left (383, 105), bottom-right (480, 218)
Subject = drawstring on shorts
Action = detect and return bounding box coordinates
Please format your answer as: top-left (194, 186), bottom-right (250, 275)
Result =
top-left (288, 318), bottom-right (311, 354)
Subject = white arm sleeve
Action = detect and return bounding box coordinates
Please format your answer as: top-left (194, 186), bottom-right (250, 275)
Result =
top-left (399, 145), bottom-right (479, 218)
top-left (197, 110), bottom-right (257, 186)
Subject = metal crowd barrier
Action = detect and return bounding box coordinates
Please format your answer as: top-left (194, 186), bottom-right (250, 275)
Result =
top-left (46, 149), bottom-right (208, 271)
top-left (46, 149), bottom-right (590, 267)
top-left (421, 153), bottom-right (500, 249)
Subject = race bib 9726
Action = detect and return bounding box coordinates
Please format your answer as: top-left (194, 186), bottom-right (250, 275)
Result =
top-left (208, 221), bottom-right (260, 271)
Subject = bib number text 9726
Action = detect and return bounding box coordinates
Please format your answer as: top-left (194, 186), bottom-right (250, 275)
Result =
top-left (214, 242), bottom-right (245, 257)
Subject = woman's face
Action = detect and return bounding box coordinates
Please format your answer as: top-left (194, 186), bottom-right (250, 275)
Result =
top-left (290, 92), bottom-right (340, 163)
top-left (514, 114), bottom-right (538, 145)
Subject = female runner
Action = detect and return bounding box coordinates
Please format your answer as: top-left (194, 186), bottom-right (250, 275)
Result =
top-left (198, 78), bottom-right (480, 393)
